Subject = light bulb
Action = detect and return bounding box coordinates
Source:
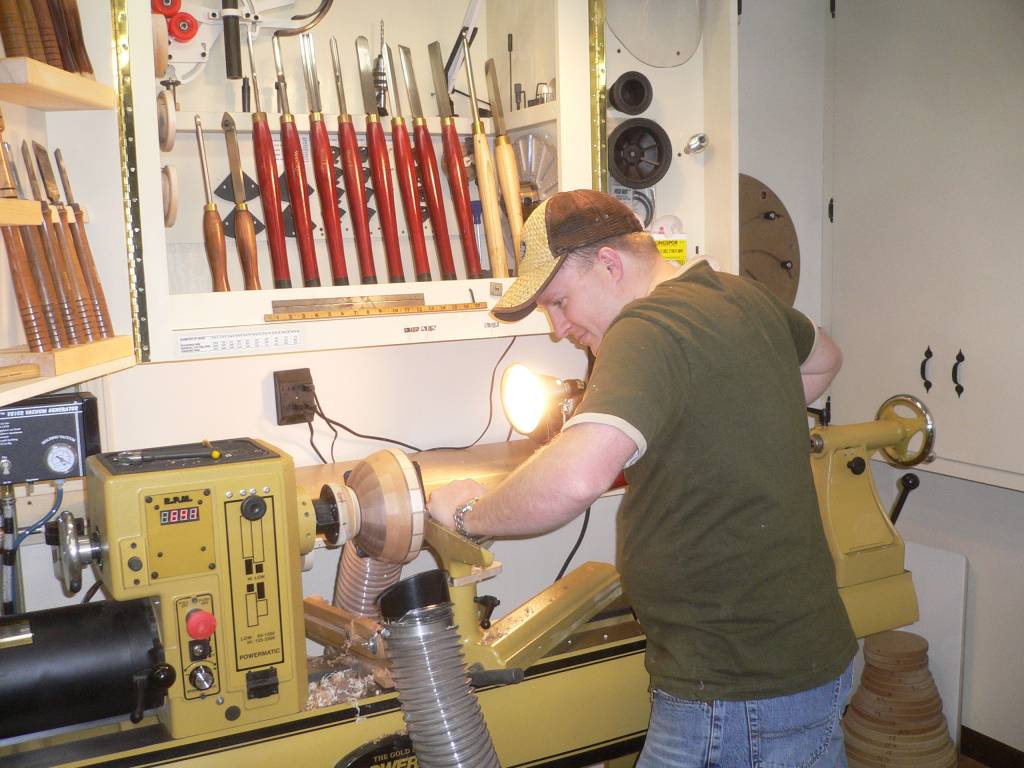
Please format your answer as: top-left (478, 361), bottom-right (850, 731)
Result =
top-left (501, 364), bottom-right (549, 435)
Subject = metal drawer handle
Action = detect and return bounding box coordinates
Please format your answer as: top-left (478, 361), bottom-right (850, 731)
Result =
top-left (952, 349), bottom-right (965, 398)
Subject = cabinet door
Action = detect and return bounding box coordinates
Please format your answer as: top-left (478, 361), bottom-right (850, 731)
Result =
top-left (829, 0), bottom-right (1024, 483)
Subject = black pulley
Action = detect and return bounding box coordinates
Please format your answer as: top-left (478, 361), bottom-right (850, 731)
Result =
top-left (608, 71), bottom-right (653, 115)
top-left (608, 118), bottom-right (673, 189)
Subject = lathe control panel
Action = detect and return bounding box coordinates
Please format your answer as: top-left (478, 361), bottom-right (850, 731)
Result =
top-left (85, 438), bottom-right (308, 738)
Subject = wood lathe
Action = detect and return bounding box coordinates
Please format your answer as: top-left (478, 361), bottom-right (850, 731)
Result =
top-left (0, 395), bottom-right (934, 766)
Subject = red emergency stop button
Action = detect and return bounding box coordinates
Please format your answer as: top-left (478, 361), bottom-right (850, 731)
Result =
top-left (186, 609), bottom-right (217, 640)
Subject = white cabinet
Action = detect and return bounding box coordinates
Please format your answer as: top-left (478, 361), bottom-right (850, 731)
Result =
top-left (828, 0), bottom-right (1024, 488)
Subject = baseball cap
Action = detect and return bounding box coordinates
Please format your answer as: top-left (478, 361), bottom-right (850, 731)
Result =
top-left (492, 189), bottom-right (643, 322)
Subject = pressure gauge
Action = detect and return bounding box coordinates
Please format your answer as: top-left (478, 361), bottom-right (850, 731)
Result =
top-left (45, 443), bottom-right (78, 475)
top-left (739, 174), bottom-right (801, 306)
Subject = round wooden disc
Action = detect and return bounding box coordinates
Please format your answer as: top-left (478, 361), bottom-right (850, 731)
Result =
top-left (865, 630), bottom-right (929, 659)
top-left (861, 665), bottom-right (935, 684)
top-left (157, 89), bottom-right (176, 152)
top-left (845, 738), bottom-right (956, 768)
top-left (152, 13), bottom-right (169, 78)
top-left (848, 703), bottom-right (945, 734)
top-left (844, 711), bottom-right (951, 742)
top-left (739, 174), bottom-right (801, 306)
top-left (161, 164), bottom-right (178, 227)
top-left (860, 676), bottom-right (938, 700)
top-left (347, 448), bottom-right (425, 564)
top-left (852, 690), bottom-right (942, 719)
top-left (843, 720), bottom-right (951, 752)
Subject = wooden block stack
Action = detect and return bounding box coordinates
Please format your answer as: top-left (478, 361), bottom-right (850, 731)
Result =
top-left (843, 630), bottom-right (957, 767)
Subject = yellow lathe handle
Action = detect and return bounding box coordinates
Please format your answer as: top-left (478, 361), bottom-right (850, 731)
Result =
top-left (494, 136), bottom-right (524, 268)
top-left (473, 129), bottom-right (509, 278)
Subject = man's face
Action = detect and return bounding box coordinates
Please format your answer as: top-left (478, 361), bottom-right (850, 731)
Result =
top-left (536, 256), bottom-right (620, 352)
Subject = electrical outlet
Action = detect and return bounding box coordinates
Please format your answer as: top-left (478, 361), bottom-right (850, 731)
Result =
top-left (273, 368), bottom-right (315, 425)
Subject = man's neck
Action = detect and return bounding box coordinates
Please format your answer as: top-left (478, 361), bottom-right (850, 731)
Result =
top-left (646, 259), bottom-right (686, 294)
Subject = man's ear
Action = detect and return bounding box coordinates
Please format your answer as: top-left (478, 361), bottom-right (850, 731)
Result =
top-left (596, 245), bottom-right (625, 283)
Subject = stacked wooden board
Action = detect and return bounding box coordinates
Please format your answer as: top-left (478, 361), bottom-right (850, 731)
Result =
top-left (844, 630), bottom-right (957, 767)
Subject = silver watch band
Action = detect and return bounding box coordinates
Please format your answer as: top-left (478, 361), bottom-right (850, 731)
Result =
top-left (453, 497), bottom-right (480, 540)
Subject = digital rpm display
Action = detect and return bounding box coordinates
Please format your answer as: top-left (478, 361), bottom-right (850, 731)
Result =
top-left (160, 506), bottom-right (200, 525)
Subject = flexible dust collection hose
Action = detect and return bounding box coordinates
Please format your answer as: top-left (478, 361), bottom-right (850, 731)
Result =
top-left (332, 543), bottom-right (401, 619)
top-left (380, 570), bottom-right (500, 768)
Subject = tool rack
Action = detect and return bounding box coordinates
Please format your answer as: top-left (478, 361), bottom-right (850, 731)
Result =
top-left (0, 30), bottom-right (135, 407)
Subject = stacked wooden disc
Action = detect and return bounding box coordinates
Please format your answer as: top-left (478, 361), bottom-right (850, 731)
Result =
top-left (843, 630), bottom-right (957, 767)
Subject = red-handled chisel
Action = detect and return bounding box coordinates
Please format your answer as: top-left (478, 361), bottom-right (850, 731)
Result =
top-left (246, 27), bottom-right (290, 288)
top-left (399, 44), bottom-right (457, 280)
top-left (330, 36), bottom-right (376, 285)
top-left (356, 34), bottom-right (404, 282)
top-left (428, 41), bottom-right (482, 279)
top-left (273, 33), bottom-right (321, 287)
top-left (300, 33), bottom-right (348, 286)
top-left (381, 43), bottom-right (431, 282)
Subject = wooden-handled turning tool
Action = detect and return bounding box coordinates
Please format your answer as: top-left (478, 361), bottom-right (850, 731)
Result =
top-left (54, 148), bottom-right (113, 336)
top-left (194, 115), bottom-right (229, 292)
top-left (31, 141), bottom-right (98, 341)
top-left (381, 43), bottom-right (432, 282)
top-left (330, 36), bottom-right (377, 285)
top-left (0, 123), bottom-right (47, 351)
top-left (428, 41), bottom-right (482, 279)
top-left (460, 32), bottom-right (507, 278)
top-left (300, 33), bottom-right (348, 286)
top-left (485, 58), bottom-right (525, 268)
top-left (221, 113), bottom-right (260, 290)
top-left (399, 44), bottom-right (457, 281)
top-left (246, 27), bottom-right (291, 288)
top-left (274, 33), bottom-right (321, 287)
top-left (20, 140), bottom-right (78, 344)
top-left (356, 34), bottom-right (404, 282)
top-left (5, 141), bottom-right (64, 349)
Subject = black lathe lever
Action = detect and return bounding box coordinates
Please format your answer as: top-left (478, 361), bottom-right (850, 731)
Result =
top-left (889, 473), bottom-right (920, 524)
top-left (475, 595), bottom-right (500, 629)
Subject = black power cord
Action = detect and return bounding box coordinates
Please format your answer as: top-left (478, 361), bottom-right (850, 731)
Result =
top-left (555, 506), bottom-right (591, 581)
top-left (309, 337), bottom-right (517, 454)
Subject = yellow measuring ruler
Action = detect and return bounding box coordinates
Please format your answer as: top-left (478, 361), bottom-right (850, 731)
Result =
top-left (264, 301), bottom-right (488, 322)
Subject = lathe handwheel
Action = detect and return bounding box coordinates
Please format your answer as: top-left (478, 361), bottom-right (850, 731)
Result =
top-left (876, 394), bottom-right (936, 467)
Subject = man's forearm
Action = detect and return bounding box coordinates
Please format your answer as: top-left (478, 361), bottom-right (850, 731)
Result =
top-left (466, 424), bottom-right (633, 538)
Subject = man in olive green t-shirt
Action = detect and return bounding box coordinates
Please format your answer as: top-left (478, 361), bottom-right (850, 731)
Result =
top-left (428, 190), bottom-right (856, 767)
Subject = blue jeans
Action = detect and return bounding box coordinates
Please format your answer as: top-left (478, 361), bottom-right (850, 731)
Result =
top-left (636, 663), bottom-right (852, 768)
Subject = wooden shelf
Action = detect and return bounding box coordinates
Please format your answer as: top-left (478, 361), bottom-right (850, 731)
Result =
top-left (0, 336), bottom-right (135, 407)
top-left (0, 198), bottom-right (41, 226)
top-left (504, 100), bottom-right (558, 133)
top-left (0, 57), bottom-right (115, 111)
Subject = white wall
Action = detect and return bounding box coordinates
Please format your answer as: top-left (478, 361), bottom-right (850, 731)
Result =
top-left (15, 329), bottom-right (615, 624)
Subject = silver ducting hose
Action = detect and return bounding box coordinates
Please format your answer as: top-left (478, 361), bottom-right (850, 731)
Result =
top-left (332, 543), bottom-right (402, 618)
top-left (380, 570), bottom-right (500, 768)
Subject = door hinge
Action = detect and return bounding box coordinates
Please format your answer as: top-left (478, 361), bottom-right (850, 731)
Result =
top-left (830, 0), bottom-right (836, 18)
top-left (828, 197), bottom-right (834, 222)
top-left (738, 0), bottom-right (742, 16)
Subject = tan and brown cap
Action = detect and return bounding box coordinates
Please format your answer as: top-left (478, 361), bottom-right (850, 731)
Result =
top-left (492, 189), bottom-right (643, 322)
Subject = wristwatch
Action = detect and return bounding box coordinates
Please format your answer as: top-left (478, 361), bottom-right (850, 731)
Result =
top-left (453, 497), bottom-right (480, 540)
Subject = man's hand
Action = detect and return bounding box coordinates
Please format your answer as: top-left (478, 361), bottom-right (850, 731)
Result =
top-left (427, 479), bottom-right (488, 532)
